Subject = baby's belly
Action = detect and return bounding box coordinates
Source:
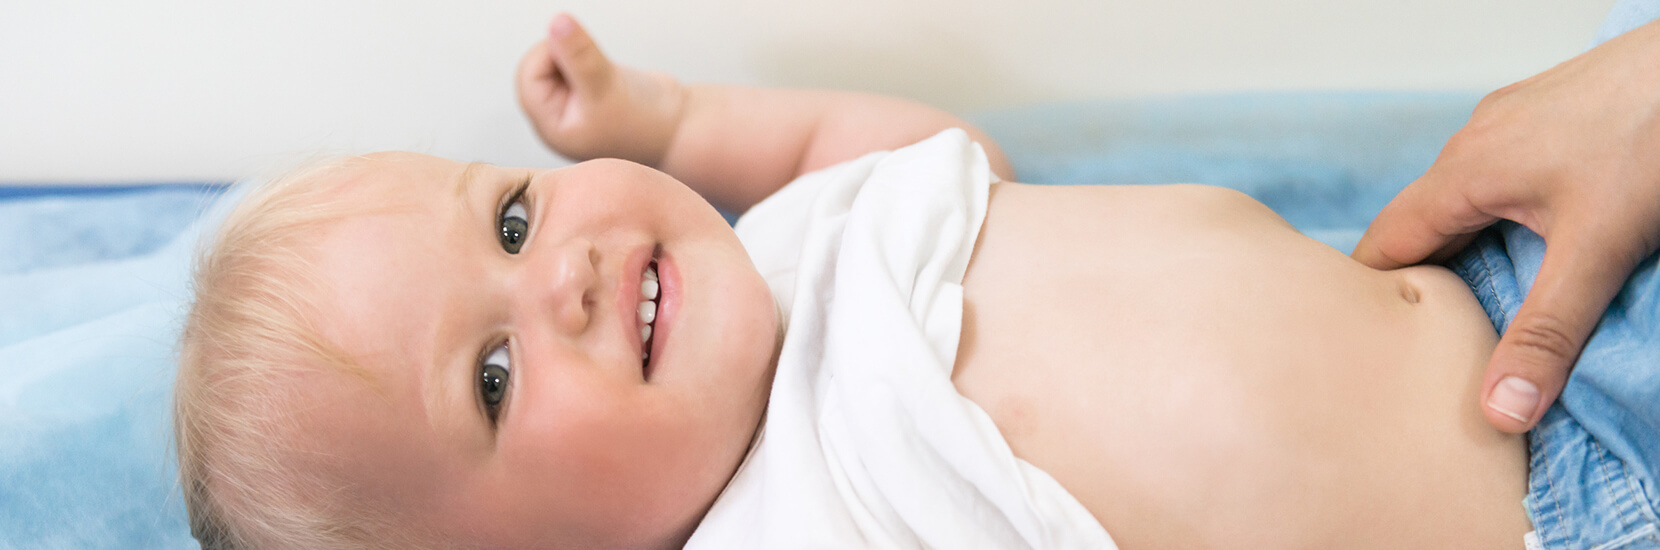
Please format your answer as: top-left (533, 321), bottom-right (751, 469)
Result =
top-left (953, 183), bottom-right (1531, 549)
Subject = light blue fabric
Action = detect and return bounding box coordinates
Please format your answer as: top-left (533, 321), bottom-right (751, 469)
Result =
top-left (1594, 0), bottom-right (1660, 46)
top-left (0, 187), bottom-right (218, 277)
top-left (0, 186), bottom-right (229, 549)
top-left (0, 188), bottom-right (223, 349)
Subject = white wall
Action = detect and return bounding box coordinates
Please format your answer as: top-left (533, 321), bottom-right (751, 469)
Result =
top-left (0, 0), bottom-right (1615, 183)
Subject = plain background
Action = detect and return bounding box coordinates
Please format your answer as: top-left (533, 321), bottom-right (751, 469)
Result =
top-left (0, 0), bottom-right (1616, 183)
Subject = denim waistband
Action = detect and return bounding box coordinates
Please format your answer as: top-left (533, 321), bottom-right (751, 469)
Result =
top-left (1451, 228), bottom-right (1660, 549)
top-left (1527, 408), bottom-right (1660, 549)
top-left (1448, 228), bottom-right (1523, 334)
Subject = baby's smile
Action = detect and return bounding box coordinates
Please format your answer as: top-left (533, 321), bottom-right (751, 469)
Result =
top-left (631, 253), bottom-right (661, 378)
top-left (638, 259), bottom-right (659, 362)
top-left (640, 252), bottom-right (682, 381)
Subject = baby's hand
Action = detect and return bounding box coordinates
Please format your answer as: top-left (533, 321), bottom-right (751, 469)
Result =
top-left (516, 14), bottom-right (685, 165)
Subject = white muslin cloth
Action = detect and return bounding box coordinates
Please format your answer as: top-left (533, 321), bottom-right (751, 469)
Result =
top-left (686, 130), bottom-right (1115, 549)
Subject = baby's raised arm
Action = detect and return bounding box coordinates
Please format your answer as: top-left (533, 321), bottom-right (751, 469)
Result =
top-left (517, 14), bottom-right (1013, 213)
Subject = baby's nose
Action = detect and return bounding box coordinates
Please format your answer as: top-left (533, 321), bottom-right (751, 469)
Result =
top-left (527, 238), bottom-right (597, 334)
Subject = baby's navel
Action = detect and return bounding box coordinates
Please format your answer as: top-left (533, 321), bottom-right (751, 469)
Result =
top-left (1399, 281), bottom-right (1422, 304)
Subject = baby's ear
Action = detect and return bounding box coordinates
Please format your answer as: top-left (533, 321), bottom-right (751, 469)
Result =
top-left (544, 13), bottom-right (614, 93)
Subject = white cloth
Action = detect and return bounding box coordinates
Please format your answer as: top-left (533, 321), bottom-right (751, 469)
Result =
top-left (686, 130), bottom-right (1115, 549)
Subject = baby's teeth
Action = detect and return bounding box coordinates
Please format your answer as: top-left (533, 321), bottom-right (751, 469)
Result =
top-left (644, 265), bottom-right (658, 281)
top-left (640, 324), bottom-right (652, 342)
top-left (638, 300), bottom-right (657, 324)
top-left (640, 279), bottom-right (659, 300)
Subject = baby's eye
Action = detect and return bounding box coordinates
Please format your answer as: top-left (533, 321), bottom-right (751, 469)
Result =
top-left (499, 201), bottom-right (529, 254)
top-left (479, 344), bottom-right (511, 423)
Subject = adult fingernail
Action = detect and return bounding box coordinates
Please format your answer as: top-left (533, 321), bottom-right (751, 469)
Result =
top-left (1488, 376), bottom-right (1540, 424)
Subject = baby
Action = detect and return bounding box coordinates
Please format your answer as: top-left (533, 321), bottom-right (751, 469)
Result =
top-left (174, 14), bottom-right (1659, 550)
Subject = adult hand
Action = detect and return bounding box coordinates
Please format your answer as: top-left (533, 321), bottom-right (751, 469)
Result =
top-left (516, 13), bottom-right (685, 165)
top-left (1352, 19), bottom-right (1660, 434)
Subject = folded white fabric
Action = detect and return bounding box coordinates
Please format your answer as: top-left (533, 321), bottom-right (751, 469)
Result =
top-left (689, 130), bottom-right (1114, 549)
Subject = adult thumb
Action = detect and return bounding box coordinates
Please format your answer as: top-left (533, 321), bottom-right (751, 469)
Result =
top-left (1482, 230), bottom-right (1637, 433)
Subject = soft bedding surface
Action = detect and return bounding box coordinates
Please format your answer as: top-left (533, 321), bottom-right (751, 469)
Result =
top-left (0, 92), bottom-right (1478, 548)
top-left (1, 185), bottom-right (227, 549)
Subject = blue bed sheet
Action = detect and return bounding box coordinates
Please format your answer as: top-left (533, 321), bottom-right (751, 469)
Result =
top-left (1, 184), bottom-right (228, 549)
top-left (0, 91), bottom-right (1480, 549)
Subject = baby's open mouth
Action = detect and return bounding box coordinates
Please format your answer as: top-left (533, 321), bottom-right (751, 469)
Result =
top-left (638, 259), bottom-right (659, 373)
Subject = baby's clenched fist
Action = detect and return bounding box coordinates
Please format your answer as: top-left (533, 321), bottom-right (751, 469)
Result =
top-left (516, 13), bottom-right (685, 165)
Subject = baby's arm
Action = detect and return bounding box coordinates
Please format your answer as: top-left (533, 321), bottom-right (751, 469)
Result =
top-left (517, 14), bottom-right (1013, 213)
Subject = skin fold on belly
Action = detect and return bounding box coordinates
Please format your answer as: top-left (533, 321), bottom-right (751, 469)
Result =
top-left (952, 183), bottom-right (1533, 550)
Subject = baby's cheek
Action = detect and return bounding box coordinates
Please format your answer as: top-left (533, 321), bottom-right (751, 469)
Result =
top-left (502, 375), bottom-right (705, 534)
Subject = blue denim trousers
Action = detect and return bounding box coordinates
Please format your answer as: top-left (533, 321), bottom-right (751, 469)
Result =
top-left (1453, 223), bottom-right (1660, 549)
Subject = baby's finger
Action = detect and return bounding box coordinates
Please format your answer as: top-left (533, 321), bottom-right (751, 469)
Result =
top-left (1353, 173), bottom-right (1497, 270)
top-left (516, 38), bottom-right (558, 100)
top-left (1481, 229), bottom-right (1640, 433)
top-left (515, 37), bottom-right (571, 138)
top-left (543, 13), bottom-right (614, 96)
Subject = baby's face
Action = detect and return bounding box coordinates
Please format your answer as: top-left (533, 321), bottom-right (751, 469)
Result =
top-left (295, 153), bottom-right (777, 547)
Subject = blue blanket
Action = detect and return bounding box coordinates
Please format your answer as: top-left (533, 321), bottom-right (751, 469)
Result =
top-left (0, 92), bottom-right (1480, 548)
top-left (1, 185), bottom-right (227, 548)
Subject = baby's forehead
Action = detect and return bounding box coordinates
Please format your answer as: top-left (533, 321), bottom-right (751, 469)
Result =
top-left (316, 152), bottom-right (466, 196)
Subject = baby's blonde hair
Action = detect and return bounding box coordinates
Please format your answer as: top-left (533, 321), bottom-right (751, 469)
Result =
top-left (173, 158), bottom-right (431, 550)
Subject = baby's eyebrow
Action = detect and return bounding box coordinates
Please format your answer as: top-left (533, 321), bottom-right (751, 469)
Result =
top-left (423, 160), bottom-right (491, 434)
top-left (453, 161), bottom-right (489, 200)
